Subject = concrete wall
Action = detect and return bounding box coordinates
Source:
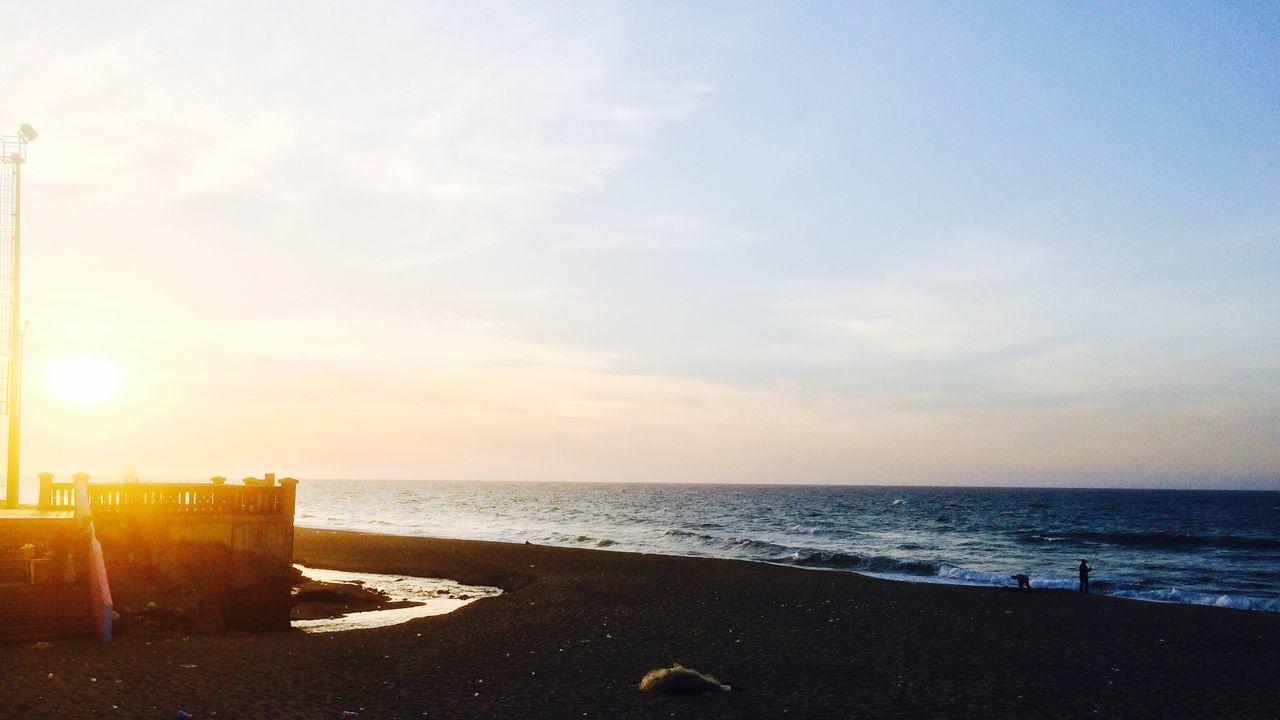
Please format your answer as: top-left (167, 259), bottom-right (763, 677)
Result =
top-left (84, 477), bottom-right (299, 632)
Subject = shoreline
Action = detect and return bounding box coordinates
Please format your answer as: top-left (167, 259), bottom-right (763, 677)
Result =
top-left (2, 527), bottom-right (1278, 718)
top-left (294, 527), bottom-right (1277, 618)
top-left (296, 520), bottom-right (1280, 614)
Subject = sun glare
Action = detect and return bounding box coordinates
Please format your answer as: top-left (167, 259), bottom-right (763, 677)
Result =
top-left (46, 355), bottom-right (124, 406)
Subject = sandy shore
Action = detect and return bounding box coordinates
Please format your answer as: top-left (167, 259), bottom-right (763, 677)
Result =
top-left (2, 528), bottom-right (1278, 718)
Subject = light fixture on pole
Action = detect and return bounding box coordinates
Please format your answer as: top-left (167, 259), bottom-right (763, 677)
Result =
top-left (1, 124), bottom-right (35, 508)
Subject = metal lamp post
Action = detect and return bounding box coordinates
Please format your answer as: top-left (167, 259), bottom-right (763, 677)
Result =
top-left (1, 123), bottom-right (36, 508)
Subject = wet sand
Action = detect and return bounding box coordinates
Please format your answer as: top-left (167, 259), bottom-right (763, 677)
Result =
top-left (2, 528), bottom-right (1278, 718)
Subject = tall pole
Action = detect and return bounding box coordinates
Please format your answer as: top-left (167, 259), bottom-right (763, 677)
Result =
top-left (2, 125), bottom-right (33, 508)
top-left (4, 156), bottom-right (19, 508)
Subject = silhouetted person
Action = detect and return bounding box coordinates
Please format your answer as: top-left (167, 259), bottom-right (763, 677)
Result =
top-left (1011, 573), bottom-right (1031, 590)
top-left (1078, 559), bottom-right (1092, 594)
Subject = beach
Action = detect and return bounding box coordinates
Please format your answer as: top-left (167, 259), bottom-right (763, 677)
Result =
top-left (3, 528), bottom-right (1278, 718)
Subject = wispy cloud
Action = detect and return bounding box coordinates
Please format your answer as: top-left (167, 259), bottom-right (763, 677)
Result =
top-left (781, 229), bottom-right (1278, 414)
top-left (9, 2), bottom-right (713, 273)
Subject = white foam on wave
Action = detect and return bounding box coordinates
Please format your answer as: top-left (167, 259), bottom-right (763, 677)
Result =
top-left (862, 567), bottom-right (1280, 612)
top-left (1106, 587), bottom-right (1280, 612)
top-left (786, 523), bottom-right (822, 535)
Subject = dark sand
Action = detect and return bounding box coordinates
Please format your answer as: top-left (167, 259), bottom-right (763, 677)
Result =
top-left (2, 528), bottom-right (1278, 718)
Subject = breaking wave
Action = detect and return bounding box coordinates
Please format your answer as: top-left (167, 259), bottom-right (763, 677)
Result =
top-left (783, 549), bottom-right (942, 576)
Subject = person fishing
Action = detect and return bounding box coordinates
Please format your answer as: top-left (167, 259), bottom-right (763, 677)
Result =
top-left (1078, 559), bottom-right (1092, 594)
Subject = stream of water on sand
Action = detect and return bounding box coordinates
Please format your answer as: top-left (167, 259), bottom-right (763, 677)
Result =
top-left (291, 565), bottom-right (501, 633)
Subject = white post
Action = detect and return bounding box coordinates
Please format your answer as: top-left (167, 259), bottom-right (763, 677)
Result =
top-left (72, 472), bottom-right (91, 529)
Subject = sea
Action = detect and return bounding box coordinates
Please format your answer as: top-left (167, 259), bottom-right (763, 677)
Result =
top-left (296, 481), bottom-right (1280, 612)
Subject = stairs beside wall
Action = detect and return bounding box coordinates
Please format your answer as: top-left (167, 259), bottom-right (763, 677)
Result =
top-left (0, 514), bottom-right (96, 643)
top-left (0, 582), bottom-right (94, 643)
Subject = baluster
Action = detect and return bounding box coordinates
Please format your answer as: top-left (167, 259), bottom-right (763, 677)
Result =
top-left (38, 472), bottom-right (53, 510)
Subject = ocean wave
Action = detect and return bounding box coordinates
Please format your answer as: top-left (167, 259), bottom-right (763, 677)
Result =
top-left (867, 566), bottom-right (1280, 612)
top-left (726, 537), bottom-right (792, 555)
top-left (782, 549), bottom-right (941, 576)
top-left (786, 523), bottom-right (824, 535)
top-left (660, 528), bottom-right (717, 543)
top-left (546, 532), bottom-right (617, 548)
top-left (659, 529), bottom-right (795, 557)
top-left (1016, 530), bottom-right (1280, 551)
top-left (934, 565), bottom-right (1017, 586)
top-left (1105, 587), bottom-right (1280, 612)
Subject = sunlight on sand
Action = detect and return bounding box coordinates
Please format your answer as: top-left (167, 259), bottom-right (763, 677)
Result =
top-left (292, 564), bottom-right (501, 633)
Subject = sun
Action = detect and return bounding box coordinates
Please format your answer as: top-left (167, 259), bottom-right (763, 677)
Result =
top-left (46, 355), bottom-right (124, 406)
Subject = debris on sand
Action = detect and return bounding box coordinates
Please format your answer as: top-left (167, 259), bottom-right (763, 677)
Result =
top-left (639, 664), bottom-right (730, 694)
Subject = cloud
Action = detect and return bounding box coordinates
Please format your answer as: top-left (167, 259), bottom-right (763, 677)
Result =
top-left (781, 229), bottom-right (1279, 415)
top-left (8, 2), bottom-right (712, 273)
top-left (6, 4), bottom-right (1277, 487)
top-left (783, 233), bottom-right (1063, 359)
top-left (545, 212), bottom-right (720, 251)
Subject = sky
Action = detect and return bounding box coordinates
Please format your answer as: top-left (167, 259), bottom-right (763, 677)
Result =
top-left (2, 1), bottom-right (1277, 488)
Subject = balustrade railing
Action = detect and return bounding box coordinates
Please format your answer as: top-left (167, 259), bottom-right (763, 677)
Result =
top-left (38, 473), bottom-right (298, 519)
